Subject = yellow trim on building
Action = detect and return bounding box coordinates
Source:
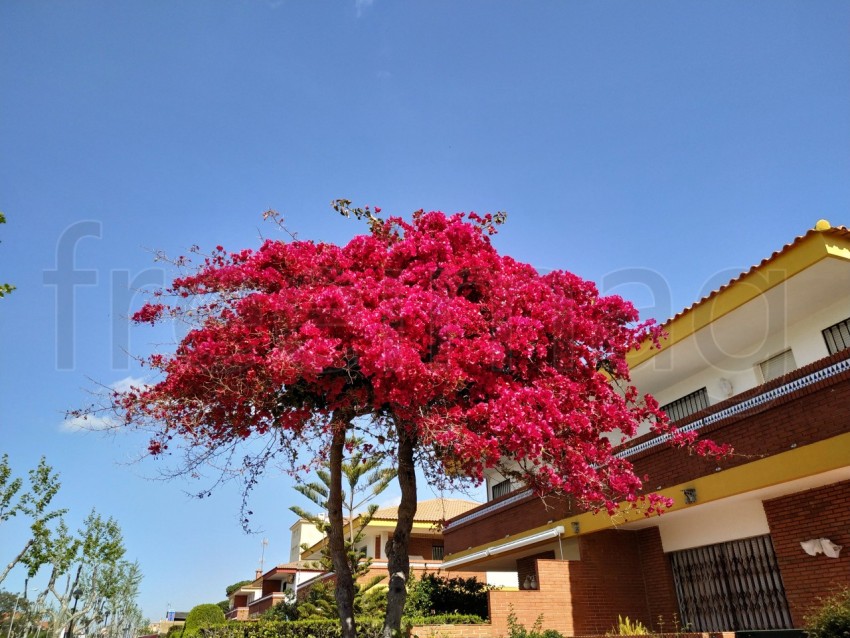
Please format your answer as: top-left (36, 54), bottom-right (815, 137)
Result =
top-left (444, 431), bottom-right (850, 566)
top-left (300, 519), bottom-right (440, 558)
top-left (627, 229), bottom-right (850, 369)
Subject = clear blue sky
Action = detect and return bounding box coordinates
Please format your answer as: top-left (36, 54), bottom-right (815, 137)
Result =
top-left (1, 0), bottom-right (848, 623)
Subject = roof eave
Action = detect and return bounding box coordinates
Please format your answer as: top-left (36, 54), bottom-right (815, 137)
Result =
top-left (627, 225), bottom-right (850, 369)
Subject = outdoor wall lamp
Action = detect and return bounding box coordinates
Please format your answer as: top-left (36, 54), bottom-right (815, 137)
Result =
top-left (800, 538), bottom-right (843, 558)
top-left (683, 488), bottom-right (697, 504)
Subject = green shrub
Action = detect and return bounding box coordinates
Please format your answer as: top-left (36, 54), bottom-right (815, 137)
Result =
top-left (201, 618), bottom-right (385, 638)
top-left (404, 572), bottom-right (494, 619)
top-left (806, 587), bottom-right (850, 638)
top-left (184, 603), bottom-right (226, 637)
top-left (405, 613), bottom-right (485, 626)
top-left (261, 599), bottom-right (300, 622)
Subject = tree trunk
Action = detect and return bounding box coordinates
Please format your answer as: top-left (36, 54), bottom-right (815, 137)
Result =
top-left (327, 414), bottom-right (357, 638)
top-left (382, 425), bottom-right (417, 638)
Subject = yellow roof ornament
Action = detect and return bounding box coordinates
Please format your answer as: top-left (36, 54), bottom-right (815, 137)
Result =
top-left (815, 219), bottom-right (831, 231)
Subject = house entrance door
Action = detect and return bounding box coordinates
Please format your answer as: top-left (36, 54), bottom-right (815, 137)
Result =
top-left (669, 535), bottom-right (793, 632)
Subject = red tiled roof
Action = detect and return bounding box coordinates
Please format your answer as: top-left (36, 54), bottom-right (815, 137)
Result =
top-left (372, 497), bottom-right (480, 523)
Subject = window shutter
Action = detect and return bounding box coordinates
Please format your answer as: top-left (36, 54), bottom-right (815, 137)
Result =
top-left (759, 349), bottom-right (796, 382)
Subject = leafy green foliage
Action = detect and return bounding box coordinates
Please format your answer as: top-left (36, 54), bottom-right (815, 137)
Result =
top-left (287, 436), bottom-right (393, 630)
top-left (295, 578), bottom-right (387, 622)
top-left (261, 599), bottom-right (299, 622)
top-left (225, 580), bottom-right (253, 597)
top-left (806, 587), bottom-right (850, 638)
top-left (201, 618), bottom-right (385, 638)
top-left (404, 613), bottom-right (485, 626)
top-left (289, 435), bottom-right (396, 579)
top-left (0, 590), bottom-right (42, 636)
top-left (404, 572), bottom-right (494, 620)
top-left (184, 603), bottom-right (226, 635)
top-left (0, 455), bottom-right (65, 583)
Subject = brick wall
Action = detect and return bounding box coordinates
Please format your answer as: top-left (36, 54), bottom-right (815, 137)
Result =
top-left (569, 531), bottom-right (652, 634)
top-left (636, 527), bottom-right (679, 628)
top-left (489, 559), bottom-right (575, 636)
top-left (449, 532), bottom-right (676, 635)
top-left (408, 536), bottom-right (441, 559)
top-left (225, 607), bottom-right (249, 621)
top-left (560, 528), bottom-right (677, 635)
top-left (409, 623), bottom-right (493, 638)
top-left (763, 479), bottom-right (850, 626)
top-left (516, 551), bottom-right (555, 590)
top-left (445, 492), bottom-right (572, 554)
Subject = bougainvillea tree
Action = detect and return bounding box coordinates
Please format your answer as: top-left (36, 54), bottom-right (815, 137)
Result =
top-left (97, 203), bottom-right (727, 638)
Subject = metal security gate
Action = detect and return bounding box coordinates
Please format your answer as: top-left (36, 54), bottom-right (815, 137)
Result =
top-left (670, 535), bottom-right (793, 632)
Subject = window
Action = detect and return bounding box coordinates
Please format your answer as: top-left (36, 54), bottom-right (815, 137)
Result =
top-left (759, 349), bottom-right (796, 383)
top-left (491, 478), bottom-right (512, 500)
top-left (432, 545), bottom-right (444, 560)
top-left (660, 387), bottom-right (709, 423)
top-left (823, 317), bottom-right (850, 355)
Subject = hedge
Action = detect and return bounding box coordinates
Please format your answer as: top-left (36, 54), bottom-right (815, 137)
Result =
top-left (200, 619), bottom-right (385, 638)
top-left (404, 614), bottom-right (485, 626)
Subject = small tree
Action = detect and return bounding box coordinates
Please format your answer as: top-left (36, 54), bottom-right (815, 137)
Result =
top-left (806, 587), bottom-right (850, 638)
top-left (289, 437), bottom-right (394, 623)
top-left (0, 455), bottom-right (65, 585)
top-left (89, 205), bottom-right (728, 638)
top-left (24, 510), bottom-right (128, 638)
top-left (1, 590), bottom-right (41, 638)
top-left (290, 435), bottom-right (396, 578)
top-left (224, 581), bottom-right (252, 597)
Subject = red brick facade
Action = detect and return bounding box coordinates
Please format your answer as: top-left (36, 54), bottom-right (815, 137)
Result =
top-left (442, 348), bottom-right (850, 632)
top-left (573, 529), bottom-right (679, 634)
top-left (516, 551), bottom-right (555, 591)
top-left (764, 479), bottom-right (850, 626)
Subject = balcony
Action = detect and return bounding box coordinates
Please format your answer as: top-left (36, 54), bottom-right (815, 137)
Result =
top-left (443, 348), bottom-right (850, 555)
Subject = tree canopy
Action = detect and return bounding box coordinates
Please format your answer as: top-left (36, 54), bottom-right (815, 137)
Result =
top-left (98, 205), bottom-right (727, 637)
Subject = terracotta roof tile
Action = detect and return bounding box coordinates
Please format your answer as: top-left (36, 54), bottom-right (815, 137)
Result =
top-left (372, 498), bottom-right (480, 523)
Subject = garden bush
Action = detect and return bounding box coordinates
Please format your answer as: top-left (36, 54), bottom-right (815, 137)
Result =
top-left (404, 572), bottom-right (493, 619)
top-left (184, 603), bottom-right (227, 637)
top-left (405, 613), bottom-right (485, 626)
top-left (201, 618), bottom-right (385, 638)
top-left (806, 587), bottom-right (850, 638)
